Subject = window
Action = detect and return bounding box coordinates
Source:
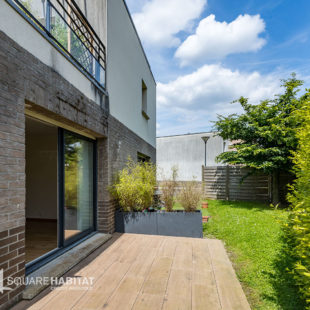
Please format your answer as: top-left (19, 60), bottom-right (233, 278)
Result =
top-left (142, 80), bottom-right (149, 120)
top-left (137, 152), bottom-right (150, 163)
top-left (11, 0), bottom-right (106, 88)
top-left (64, 131), bottom-right (95, 244)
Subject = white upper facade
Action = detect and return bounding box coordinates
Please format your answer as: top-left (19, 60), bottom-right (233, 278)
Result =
top-left (107, 0), bottom-right (156, 148)
top-left (0, 0), bottom-right (156, 147)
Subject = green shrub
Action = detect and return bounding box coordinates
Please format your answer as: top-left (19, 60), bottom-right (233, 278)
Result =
top-left (288, 100), bottom-right (310, 308)
top-left (178, 180), bottom-right (203, 212)
top-left (110, 159), bottom-right (156, 211)
top-left (160, 166), bottom-right (178, 212)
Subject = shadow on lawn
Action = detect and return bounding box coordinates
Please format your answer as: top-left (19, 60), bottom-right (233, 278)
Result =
top-left (261, 227), bottom-right (306, 310)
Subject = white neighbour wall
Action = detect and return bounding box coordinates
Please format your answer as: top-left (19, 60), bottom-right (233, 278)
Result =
top-left (107, 0), bottom-right (156, 148)
top-left (157, 133), bottom-right (229, 181)
top-left (0, 1), bottom-right (101, 104)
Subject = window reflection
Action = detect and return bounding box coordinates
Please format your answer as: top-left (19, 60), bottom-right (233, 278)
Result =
top-left (64, 133), bottom-right (94, 240)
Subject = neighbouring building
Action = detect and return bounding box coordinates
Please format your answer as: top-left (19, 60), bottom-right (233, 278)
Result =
top-left (157, 132), bottom-right (229, 181)
top-left (157, 133), bottom-right (288, 203)
top-left (0, 0), bottom-right (156, 308)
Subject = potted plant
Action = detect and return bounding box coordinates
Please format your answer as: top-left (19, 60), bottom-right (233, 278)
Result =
top-left (160, 165), bottom-right (178, 212)
top-left (110, 160), bottom-right (203, 238)
top-left (201, 201), bottom-right (208, 208)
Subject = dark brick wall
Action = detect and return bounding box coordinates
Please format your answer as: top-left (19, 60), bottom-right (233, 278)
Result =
top-left (0, 29), bottom-right (155, 309)
top-left (0, 227), bottom-right (25, 309)
top-left (0, 30), bottom-right (27, 310)
top-left (0, 29), bottom-right (110, 308)
top-left (97, 115), bottom-right (156, 233)
top-left (108, 115), bottom-right (156, 172)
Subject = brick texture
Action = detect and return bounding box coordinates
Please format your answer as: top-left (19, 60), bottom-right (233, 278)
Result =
top-left (0, 28), bottom-right (155, 309)
top-left (97, 115), bottom-right (156, 233)
top-left (0, 226), bottom-right (25, 310)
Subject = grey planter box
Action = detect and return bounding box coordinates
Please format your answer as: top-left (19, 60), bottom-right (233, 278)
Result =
top-left (115, 210), bottom-right (202, 238)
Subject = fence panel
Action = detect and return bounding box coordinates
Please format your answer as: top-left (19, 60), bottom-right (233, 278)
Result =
top-left (202, 166), bottom-right (271, 202)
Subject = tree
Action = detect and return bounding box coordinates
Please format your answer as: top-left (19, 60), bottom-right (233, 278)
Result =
top-left (214, 74), bottom-right (307, 205)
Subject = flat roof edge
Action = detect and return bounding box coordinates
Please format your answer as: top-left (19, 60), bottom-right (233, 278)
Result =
top-left (157, 131), bottom-right (218, 139)
top-left (122, 0), bottom-right (156, 85)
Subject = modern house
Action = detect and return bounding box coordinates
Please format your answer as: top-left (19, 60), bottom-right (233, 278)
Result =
top-left (157, 132), bottom-right (228, 181)
top-left (0, 0), bottom-right (156, 308)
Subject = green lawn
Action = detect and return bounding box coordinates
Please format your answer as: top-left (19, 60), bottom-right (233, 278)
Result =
top-left (174, 200), bottom-right (305, 310)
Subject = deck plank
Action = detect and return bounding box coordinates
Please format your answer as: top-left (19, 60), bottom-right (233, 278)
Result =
top-left (162, 268), bottom-right (192, 310)
top-left (12, 234), bottom-right (251, 310)
top-left (207, 239), bottom-right (251, 310)
top-left (162, 239), bottom-right (192, 310)
top-left (192, 239), bottom-right (221, 310)
top-left (103, 236), bottom-right (164, 310)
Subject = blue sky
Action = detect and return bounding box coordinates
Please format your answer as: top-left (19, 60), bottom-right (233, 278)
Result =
top-left (125, 0), bottom-right (310, 136)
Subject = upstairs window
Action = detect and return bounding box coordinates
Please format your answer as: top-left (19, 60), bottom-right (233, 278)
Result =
top-left (142, 80), bottom-right (149, 120)
top-left (11, 0), bottom-right (106, 89)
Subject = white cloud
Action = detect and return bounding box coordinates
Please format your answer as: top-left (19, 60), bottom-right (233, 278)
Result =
top-left (132, 0), bottom-right (206, 47)
top-left (175, 14), bottom-right (266, 66)
top-left (157, 64), bottom-right (281, 136)
top-left (125, 0), bottom-right (149, 14)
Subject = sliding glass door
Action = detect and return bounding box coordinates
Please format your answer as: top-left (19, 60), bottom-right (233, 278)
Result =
top-left (26, 125), bottom-right (97, 274)
top-left (63, 131), bottom-right (95, 243)
top-left (59, 129), bottom-right (96, 247)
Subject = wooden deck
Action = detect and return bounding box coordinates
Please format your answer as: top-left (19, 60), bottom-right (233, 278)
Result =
top-left (13, 233), bottom-right (250, 310)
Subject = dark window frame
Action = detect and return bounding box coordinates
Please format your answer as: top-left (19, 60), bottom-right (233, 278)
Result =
top-left (26, 127), bottom-right (98, 274)
top-left (142, 80), bottom-right (150, 120)
top-left (137, 152), bottom-right (150, 163)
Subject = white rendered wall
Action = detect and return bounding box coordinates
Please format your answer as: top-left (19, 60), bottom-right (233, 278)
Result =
top-left (106, 0), bottom-right (156, 148)
top-left (75, 0), bottom-right (107, 47)
top-left (157, 133), bottom-right (229, 181)
top-left (0, 1), bottom-right (99, 104)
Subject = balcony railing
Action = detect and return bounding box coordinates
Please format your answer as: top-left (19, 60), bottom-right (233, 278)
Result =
top-left (10, 0), bottom-right (106, 90)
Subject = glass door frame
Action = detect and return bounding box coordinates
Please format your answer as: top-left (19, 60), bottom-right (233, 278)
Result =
top-left (25, 127), bottom-right (97, 275)
top-left (58, 128), bottom-right (98, 248)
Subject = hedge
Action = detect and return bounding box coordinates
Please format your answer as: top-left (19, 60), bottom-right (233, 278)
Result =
top-left (288, 100), bottom-right (310, 308)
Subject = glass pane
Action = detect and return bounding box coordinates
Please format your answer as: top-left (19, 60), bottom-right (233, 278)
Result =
top-left (64, 132), bottom-right (94, 240)
top-left (50, 7), bottom-right (69, 50)
top-left (13, 0), bottom-right (104, 87)
top-left (16, 0), bottom-right (46, 26)
top-left (99, 63), bottom-right (105, 87)
top-left (93, 59), bottom-right (105, 87)
top-left (70, 29), bottom-right (93, 75)
top-left (50, 6), bottom-right (94, 76)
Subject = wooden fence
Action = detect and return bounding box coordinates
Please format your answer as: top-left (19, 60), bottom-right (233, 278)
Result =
top-left (202, 166), bottom-right (272, 202)
top-left (158, 166), bottom-right (292, 204)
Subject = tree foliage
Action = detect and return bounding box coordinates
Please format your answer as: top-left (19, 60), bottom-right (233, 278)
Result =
top-left (287, 98), bottom-right (310, 308)
top-left (214, 75), bottom-right (304, 174)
